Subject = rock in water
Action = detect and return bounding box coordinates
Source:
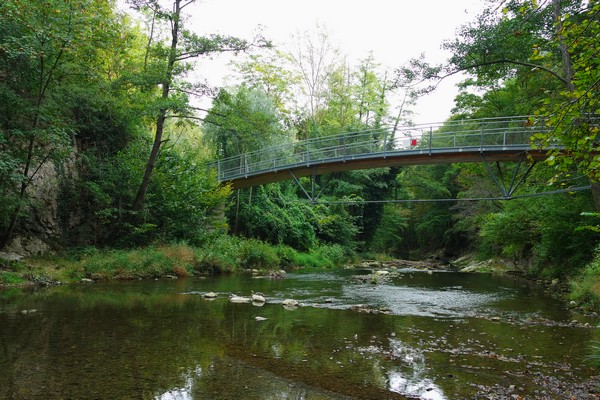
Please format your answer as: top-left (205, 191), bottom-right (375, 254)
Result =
top-left (251, 293), bottom-right (266, 303)
top-left (255, 316), bottom-right (267, 321)
top-left (229, 295), bottom-right (251, 303)
top-left (203, 292), bottom-right (218, 299)
top-left (282, 299), bottom-right (299, 307)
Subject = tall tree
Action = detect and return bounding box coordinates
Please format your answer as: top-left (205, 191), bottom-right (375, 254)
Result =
top-left (128, 0), bottom-right (269, 211)
top-left (403, 0), bottom-right (599, 207)
top-left (202, 86), bottom-right (287, 158)
top-left (230, 51), bottom-right (301, 126)
top-left (0, 0), bottom-right (127, 249)
top-left (289, 26), bottom-right (340, 138)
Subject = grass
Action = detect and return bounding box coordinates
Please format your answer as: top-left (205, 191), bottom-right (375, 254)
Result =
top-left (0, 271), bottom-right (26, 285)
top-left (0, 236), bottom-right (354, 286)
top-left (568, 254), bottom-right (600, 312)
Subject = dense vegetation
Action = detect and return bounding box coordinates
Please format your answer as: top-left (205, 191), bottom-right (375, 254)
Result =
top-left (0, 0), bottom-right (598, 310)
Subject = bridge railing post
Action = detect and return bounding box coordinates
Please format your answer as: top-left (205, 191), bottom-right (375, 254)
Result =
top-left (480, 122), bottom-right (484, 151)
top-left (383, 131), bottom-right (387, 157)
top-left (429, 126), bottom-right (432, 155)
top-left (453, 130), bottom-right (456, 148)
top-left (217, 160), bottom-right (221, 180)
top-left (306, 141), bottom-right (310, 166)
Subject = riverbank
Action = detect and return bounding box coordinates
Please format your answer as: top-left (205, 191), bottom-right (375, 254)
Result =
top-left (2, 243), bottom-right (599, 316)
top-left (0, 239), bottom-right (351, 288)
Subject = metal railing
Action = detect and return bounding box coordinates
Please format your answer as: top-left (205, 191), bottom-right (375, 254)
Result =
top-left (210, 116), bottom-right (552, 182)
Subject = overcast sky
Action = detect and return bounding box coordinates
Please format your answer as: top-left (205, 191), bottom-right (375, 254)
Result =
top-left (180, 0), bottom-right (486, 123)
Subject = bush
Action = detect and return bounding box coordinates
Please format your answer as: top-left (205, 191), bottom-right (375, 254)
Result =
top-left (237, 239), bottom-right (280, 270)
top-left (79, 244), bottom-right (198, 280)
top-left (569, 255), bottom-right (600, 312)
top-left (310, 244), bottom-right (348, 268)
top-left (196, 235), bottom-right (241, 272)
top-left (284, 244), bottom-right (350, 269)
top-left (274, 245), bottom-right (299, 268)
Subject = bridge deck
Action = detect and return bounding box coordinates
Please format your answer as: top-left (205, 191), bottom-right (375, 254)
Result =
top-left (226, 147), bottom-right (550, 189)
top-left (209, 116), bottom-right (554, 189)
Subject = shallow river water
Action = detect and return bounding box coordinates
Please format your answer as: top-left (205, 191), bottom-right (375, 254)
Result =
top-left (0, 268), bottom-right (598, 399)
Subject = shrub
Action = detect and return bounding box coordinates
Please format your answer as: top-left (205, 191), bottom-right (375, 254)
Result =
top-left (274, 245), bottom-right (299, 268)
top-left (237, 239), bottom-right (280, 270)
top-left (196, 235), bottom-right (241, 272)
top-left (569, 255), bottom-right (600, 312)
top-left (310, 244), bottom-right (348, 268)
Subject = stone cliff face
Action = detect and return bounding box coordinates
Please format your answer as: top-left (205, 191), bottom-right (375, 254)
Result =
top-left (4, 152), bottom-right (81, 256)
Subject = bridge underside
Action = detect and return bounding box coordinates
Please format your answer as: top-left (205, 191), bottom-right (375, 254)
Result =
top-left (225, 149), bottom-right (550, 190)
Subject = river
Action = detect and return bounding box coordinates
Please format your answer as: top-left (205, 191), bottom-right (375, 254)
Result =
top-left (0, 268), bottom-right (598, 399)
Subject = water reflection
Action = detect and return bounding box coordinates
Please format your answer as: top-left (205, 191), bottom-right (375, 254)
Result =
top-left (389, 371), bottom-right (445, 400)
top-left (154, 357), bottom-right (353, 400)
top-left (387, 339), bottom-right (446, 399)
top-left (0, 270), bottom-right (597, 399)
top-left (156, 366), bottom-right (201, 400)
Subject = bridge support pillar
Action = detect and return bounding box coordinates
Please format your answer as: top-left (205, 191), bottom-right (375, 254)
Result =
top-left (288, 168), bottom-right (328, 203)
top-left (480, 154), bottom-right (537, 199)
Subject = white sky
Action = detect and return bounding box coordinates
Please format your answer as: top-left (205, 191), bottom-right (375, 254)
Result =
top-left (156, 0), bottom-right (487, 123)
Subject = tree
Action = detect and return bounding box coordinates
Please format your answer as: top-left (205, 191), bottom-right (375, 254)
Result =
top-left (405, 0), bottom-right (599, 203)
top-left (230, 51), bottom-right (302, 127)
top-left (202, 86), bottom-right (287, 158)
top-left (127, 0), bottom-right (270, 211)
top-left (289, 25), bottom-right (340, 138)
top-left (0, 0), bottom-right (129, 249)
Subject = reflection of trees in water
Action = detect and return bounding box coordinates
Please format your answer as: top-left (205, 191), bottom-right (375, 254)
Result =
top-left (0, 275), bottom-right (597, 399)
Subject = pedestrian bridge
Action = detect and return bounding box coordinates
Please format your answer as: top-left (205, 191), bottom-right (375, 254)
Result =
top-left (210, 116), bottom-right (554, 191)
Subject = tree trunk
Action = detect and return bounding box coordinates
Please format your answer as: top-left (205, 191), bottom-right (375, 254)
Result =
top-left (553, 0), bottom-right (575, 92)
top-left (132, 0), bottom-right (181, 212)
top-left (590, 181), bottom-right (600, 212)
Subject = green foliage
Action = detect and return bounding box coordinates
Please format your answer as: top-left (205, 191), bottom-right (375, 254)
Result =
top-left (273, 245), bottom-right (300, 268)
top-left (569, 252), bottom-right (600, 312)
top-left (439, 0), bottom-right (600, 182)
top-left (479, 193), bottom-right (597, 276)
top-left (313, 201), bottom-right (360, 250)
top-left (145, 145), bottom-right (231, 245)
top-left (203, 86), bottom-right (289, 158)
top-left (0, 0), bottom-right (124, 246)
top-left (309, 244), bottom-right (348, 267)
top-left (480, 208), bottom-right (532, 261)
top-left (291, 245), bottom-right (344, 269)
top-left (237, 239), bottom-right (280, 270)
top-left (0, 271), bottom-right (26, 285)
top-left (194, 237), bottom-right (349, 272)
top-left (389, 164), bottom-right (460, 256)
top-left (232, 184), bottom-right (318, 251)
top-left (370, 204), bottom-right (409, 256)
top-left (197, 235), bottom-right (241, 272)
top-left (79, 244), bottom-right (197, 280)
top-left (532, 1), bottom-right (600, 182)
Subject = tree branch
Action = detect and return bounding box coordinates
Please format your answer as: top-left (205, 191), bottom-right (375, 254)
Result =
top-left (165, 114), bottom-right (205, 122)
top-left (442, 59), bottom-right (569, 86)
